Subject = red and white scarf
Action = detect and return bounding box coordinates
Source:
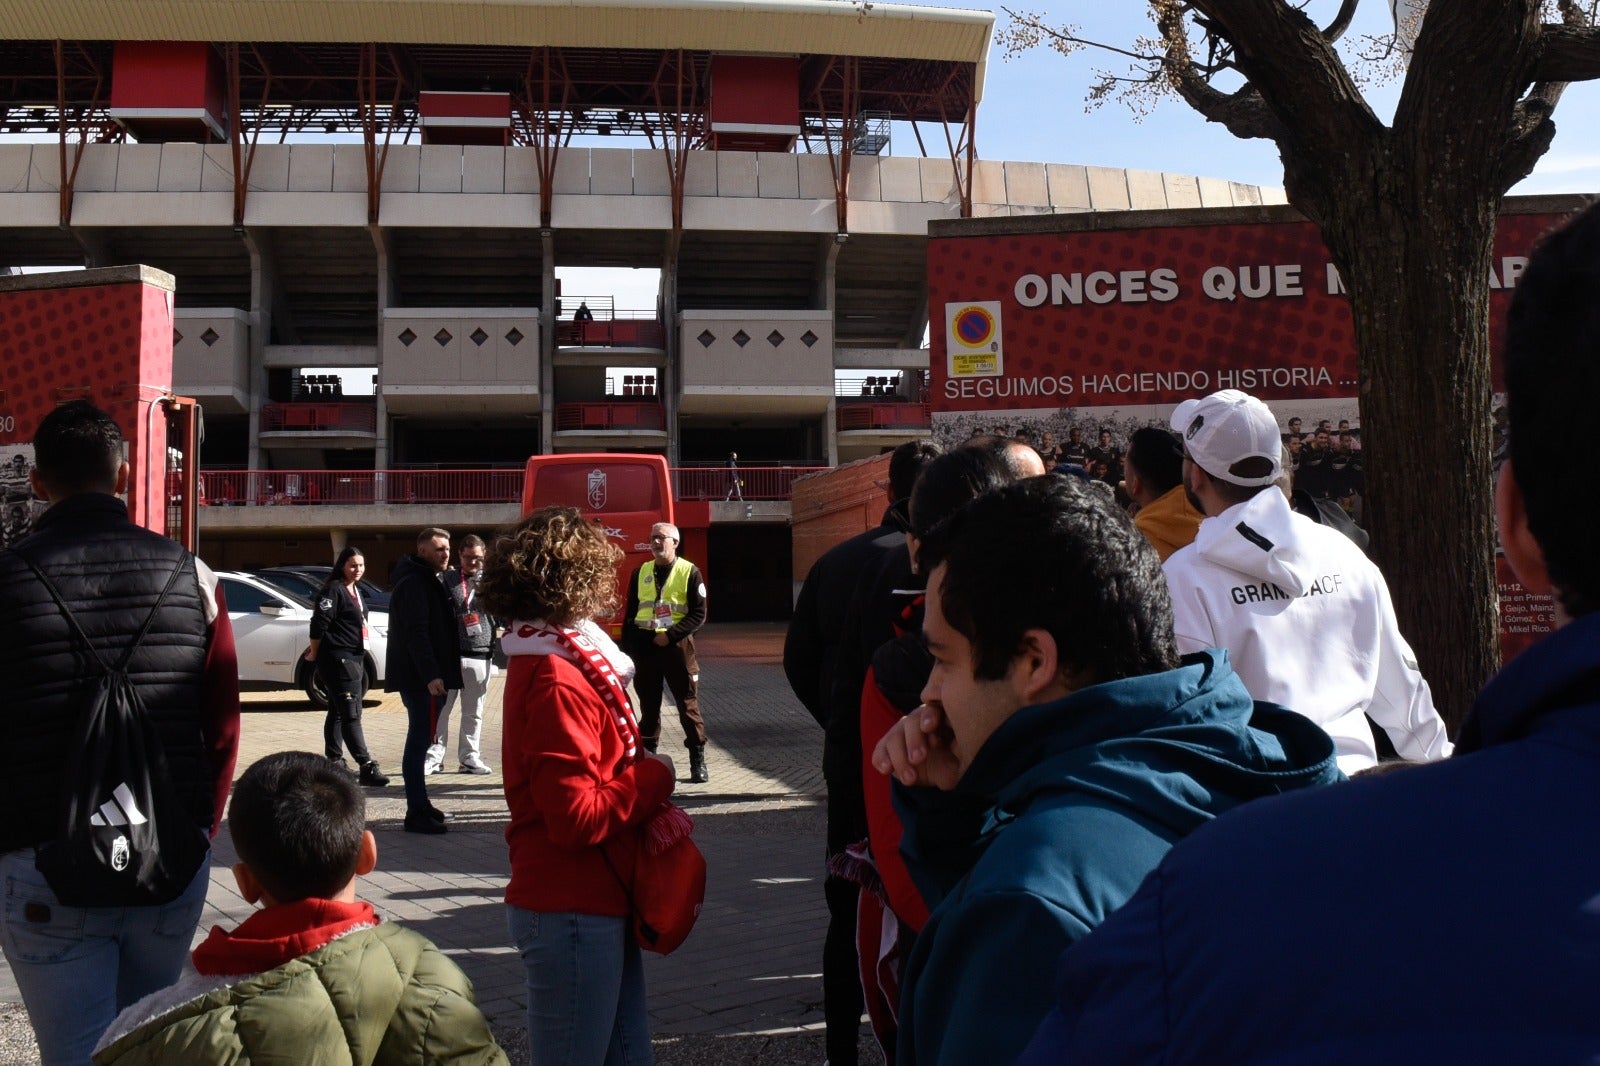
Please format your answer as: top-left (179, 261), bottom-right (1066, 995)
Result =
top-left (504, 618), bottom-right (693, 854)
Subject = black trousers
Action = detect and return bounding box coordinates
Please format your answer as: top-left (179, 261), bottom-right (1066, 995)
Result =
top-left (319, 652), bottom-right (373, 765)
top-left (633, 635), bottom-right (707, 748)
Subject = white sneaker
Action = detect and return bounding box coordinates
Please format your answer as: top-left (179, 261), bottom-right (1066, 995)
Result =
top-left (423, 759), bottom-right (442, 776)
top-left (461, 761), bottom-right (492, 775)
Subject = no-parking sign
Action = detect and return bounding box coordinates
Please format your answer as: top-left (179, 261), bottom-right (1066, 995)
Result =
top-left (944, 300), bottom-right (1004, 378)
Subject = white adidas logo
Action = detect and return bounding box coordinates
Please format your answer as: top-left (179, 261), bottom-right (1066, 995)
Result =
top-left (89, 783), bottom-right (149, 828)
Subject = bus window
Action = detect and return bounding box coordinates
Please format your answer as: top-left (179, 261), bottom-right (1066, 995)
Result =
top-left (522, 454), bottom-right (674, 634)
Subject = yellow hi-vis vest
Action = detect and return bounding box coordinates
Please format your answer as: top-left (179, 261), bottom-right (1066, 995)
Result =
top-left (634, 557), bottom-right (692, 632)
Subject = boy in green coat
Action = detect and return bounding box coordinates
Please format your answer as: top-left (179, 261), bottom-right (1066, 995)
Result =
top-left (93, 752), bottom-right (507, 1065)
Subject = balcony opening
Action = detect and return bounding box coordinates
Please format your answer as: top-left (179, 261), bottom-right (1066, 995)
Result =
top-left (555, 266), bottom-right (662, 348)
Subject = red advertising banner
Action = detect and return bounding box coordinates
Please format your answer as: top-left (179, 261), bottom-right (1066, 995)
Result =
top-left (928, 204), bottom-right (1565, 419)
top-left (926, 199), bottom-right (1576, 664)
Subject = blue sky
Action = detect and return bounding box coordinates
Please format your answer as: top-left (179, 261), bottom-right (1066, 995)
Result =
top-left (584, 2), bottom-right (1600, 314)
top-left (953, 2), bottom-right (1600, 195)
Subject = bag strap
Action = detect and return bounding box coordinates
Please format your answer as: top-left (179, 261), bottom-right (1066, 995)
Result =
top-left (16, 551), bottom-right (189, 675)
top-left (597, 840), bottom-right (660, 948)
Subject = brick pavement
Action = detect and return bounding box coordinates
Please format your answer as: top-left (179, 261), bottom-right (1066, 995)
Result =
top-left (0, 623), bottom-right (880, 1062)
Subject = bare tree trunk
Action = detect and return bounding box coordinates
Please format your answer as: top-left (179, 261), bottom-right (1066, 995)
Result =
top-left (1248, 0), bottom-right (1538, 733)
top-left (1313, 171), bottom-right (1501, 732)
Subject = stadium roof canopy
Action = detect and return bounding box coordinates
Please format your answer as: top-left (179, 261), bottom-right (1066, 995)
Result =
top-left (0, 0), bottom-right (993, 136)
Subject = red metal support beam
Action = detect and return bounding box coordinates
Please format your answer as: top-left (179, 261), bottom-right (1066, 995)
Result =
top-left (359, 44), bottom-right (409, 225)
top-left (518, 46), bottom-right (571, 230)
top-left (812, 56), bottom-right (859, 236)
top-left (53, 40), bottom-right (108, 230)
top-left (226, 43), bottom-right (269, 228)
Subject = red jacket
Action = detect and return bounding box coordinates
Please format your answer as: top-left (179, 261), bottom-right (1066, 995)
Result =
top-left (502, 653), bottom-right (675, 915)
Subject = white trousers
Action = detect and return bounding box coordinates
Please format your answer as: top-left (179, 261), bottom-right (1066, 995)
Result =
top-left (427, 656), bottom-right (492, 770)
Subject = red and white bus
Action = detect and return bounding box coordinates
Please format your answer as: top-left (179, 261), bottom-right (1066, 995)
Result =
top-left (521, 453), bottom-right (674, 634)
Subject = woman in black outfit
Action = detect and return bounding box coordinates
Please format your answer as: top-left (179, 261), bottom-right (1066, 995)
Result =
top-left (306, 546), bottom-right (389, 786)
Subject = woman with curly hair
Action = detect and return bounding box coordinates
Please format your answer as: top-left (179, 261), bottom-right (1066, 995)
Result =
top-left (478, 506), bottom-right (680, 1065)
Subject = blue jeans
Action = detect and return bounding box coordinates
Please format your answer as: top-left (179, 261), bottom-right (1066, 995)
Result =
top-left (0, 848), bottom-right (209, 1065)
top-left (508, 906), bottom-right (652, 1066)
top-left (399, 686), bottom-right (439, 814)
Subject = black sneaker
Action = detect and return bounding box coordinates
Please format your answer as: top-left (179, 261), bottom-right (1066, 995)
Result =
top-left (403, 812), bottom-right (448, 835)
top-left (426, 805), bottom-right (451, 823)
top-left (359, 762), bottom-right (390, 787)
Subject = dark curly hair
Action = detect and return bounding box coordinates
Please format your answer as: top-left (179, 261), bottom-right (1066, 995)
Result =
top-left (477, 506), bottom-right (622, 625)
top-left (920, 475), bottom-right (1178, 684)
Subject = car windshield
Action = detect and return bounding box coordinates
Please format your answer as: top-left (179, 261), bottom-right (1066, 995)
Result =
top-left (246, 575), bottom-right (315, 609)
top-left (257, 568), bottom-right (388, 606)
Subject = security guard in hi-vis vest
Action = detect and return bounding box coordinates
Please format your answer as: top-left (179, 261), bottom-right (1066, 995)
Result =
top-left (623, 520), bottom-right (710, 782)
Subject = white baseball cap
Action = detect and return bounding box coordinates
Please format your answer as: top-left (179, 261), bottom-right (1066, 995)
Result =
top-left (1169, 390), bottom-right (1284, 487)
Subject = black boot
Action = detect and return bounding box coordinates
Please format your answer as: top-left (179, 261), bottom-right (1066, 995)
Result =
top-left (689, 745), bottom-right (709, 784)
top-left (359, 761), bottom-right (390, 787)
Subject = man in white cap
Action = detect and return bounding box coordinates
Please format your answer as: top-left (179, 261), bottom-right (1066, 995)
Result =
top-left (1162, 389), bottom-right (1450, 773)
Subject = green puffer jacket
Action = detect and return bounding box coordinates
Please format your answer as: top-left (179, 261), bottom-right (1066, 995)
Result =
top-left (93, 923), bottom-right (509, 1066)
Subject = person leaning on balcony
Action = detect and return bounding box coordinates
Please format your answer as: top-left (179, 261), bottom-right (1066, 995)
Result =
top-left (623, 521), bottom-right (710, 783)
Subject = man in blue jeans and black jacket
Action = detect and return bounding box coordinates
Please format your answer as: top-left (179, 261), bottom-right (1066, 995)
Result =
top-left (386, 526), bottom-right (463, 834)
top-left (0, 400), bottom-right (240, 1062)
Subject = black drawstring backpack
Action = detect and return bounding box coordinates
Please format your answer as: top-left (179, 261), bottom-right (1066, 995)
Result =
top-left (19, 555), bottom-right (209, 907)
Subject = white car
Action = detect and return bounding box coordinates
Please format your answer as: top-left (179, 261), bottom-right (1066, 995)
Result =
top-left (216, 571), bottom-right (388, 709)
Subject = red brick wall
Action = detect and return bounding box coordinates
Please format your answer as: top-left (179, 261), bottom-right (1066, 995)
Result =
top-left (790, 454), bottom-right (891, 581)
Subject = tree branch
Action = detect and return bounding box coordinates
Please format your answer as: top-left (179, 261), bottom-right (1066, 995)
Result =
top-left (1320, 0), bottom-right (1362, 43)
top-left (1187, 0), bottom-right (1385, 156)
top-left (1392, 0), bottom-right (1542, 154)
top-left (1531, 22), bottom-right (1600, 81)
top-left (1498, 80), bottom-right (1567, 191)
top-left (1172, 75), bottom-right (1286, 139)
top-left (1152, 4), bottom-right (1283, 139)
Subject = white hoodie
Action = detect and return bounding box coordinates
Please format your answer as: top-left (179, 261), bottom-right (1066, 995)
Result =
top-left (1162, 488), bottom-right (1451, 773)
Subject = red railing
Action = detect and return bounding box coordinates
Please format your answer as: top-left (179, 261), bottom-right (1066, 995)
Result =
top-left (199, 464), bottom-right (826, 506)
top-left (837, 402), bottom-right (932, 431)
top-left (672, 465), bottom-right (826, 501)
top-left (261, 402), bottom-right (378, 433)
top-left (554, 319), bottom-right (667, 348)
top-left (554, 402), bottom-right (666, 431)
top-left (199, 469), bottom-right (522, 506)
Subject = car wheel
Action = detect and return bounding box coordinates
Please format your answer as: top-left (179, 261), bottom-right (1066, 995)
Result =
top-left (304, 662), bottom-right (372, 711)
top-left (304, 665), bottom-right (330, 710)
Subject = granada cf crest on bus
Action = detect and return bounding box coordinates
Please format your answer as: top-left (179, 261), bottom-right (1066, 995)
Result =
top-left (586, 468), bottom-right (607, 510)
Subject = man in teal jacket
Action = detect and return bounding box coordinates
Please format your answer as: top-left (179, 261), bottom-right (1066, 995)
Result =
top-left (872, 475), bottom-right (1341, 1065)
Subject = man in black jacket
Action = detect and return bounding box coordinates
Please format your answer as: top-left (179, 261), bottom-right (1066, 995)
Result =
top-left (385, 526), bottom-right (463, 834)
top-left (427, 534), bottom-right (496, 776)
top-left (0, 400), bottom-right (240, 1062)
top-left (783, 438), bottom-right (939, 1066)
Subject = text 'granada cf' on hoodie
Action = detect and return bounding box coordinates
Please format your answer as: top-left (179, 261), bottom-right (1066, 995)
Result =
top-left (1161, 486), bottom-right (1450, 773)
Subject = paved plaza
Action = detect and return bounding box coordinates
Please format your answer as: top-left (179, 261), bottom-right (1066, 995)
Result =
top-left (0, 623), bottom-right (882, 1064)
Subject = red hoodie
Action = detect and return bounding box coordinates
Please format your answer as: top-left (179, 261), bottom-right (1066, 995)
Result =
top-left (501, 653), bottom-right (675, 915)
